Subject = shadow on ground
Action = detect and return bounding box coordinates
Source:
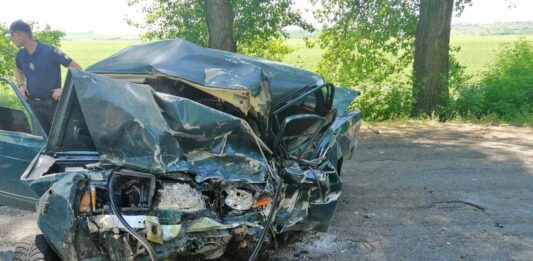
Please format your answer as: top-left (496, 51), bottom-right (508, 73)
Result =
top-left (271, 124), bottom-right (533, 261)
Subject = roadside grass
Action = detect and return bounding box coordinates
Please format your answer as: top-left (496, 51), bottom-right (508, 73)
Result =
top-left (363, 114), bottom-right (533, 128)
top-left (451, 35), bottom-right (533, 82)
top-left (282, 38), bottom-right (324, 71)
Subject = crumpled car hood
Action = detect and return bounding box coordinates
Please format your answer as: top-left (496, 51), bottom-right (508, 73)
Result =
top-left (86, 38), bottom-right (324, 104)
top-left (48, 70), bottom-right (269, 183)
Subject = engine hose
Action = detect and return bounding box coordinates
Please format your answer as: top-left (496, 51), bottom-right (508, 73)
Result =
top-left (248, 178), bottom-right (283, 261)
top-left (107, 172), bottom-right (157, 261)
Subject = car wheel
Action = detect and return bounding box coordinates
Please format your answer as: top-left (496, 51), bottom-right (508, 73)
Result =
top-left (12, 235), bottom-right (60, 261)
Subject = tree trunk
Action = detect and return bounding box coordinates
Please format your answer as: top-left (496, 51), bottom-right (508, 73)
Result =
top-left (412, 0), bottom-right (454, 116)
top-left (204, 0), bottom-right (236, 52)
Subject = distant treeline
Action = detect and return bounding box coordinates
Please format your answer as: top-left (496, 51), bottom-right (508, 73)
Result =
top-left (283, 22), bottom-right (533, 39)
top-left (64, 32), bottom-right (140, 41)
top-left (451, 22), bottom-right (533, 36)
top-left (61, 22), bottom-right (533, 40)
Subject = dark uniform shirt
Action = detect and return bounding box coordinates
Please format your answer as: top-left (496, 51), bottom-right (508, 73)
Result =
top-left (15, 42), bottom-right (72, 98)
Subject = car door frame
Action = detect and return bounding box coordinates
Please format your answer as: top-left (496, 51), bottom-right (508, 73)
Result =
top-left (0, 77), bottom-right (47, 210)
top-left (271, 83), bottom-right (344, 232)
top-left (1, 78), bottom-right (47, 138)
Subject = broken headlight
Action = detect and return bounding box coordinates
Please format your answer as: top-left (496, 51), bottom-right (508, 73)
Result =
top-left (79, 171), bottom-right (156, 213)
top-left (155, 182), bottom-right (206, 212)
top-left (224, 188), bottom-right (254, 210)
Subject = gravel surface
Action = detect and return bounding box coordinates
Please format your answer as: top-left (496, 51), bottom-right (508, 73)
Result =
top-left (272, 124), bottom-right (533, 260)
top-left (0, 123), bottom-right (531, 261)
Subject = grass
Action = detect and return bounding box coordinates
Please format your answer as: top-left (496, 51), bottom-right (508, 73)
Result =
top-left (450, 35), bottom-right (533, 82)
top-left (55, 35), bottom-right (533, 83)
top-left (283, 38), bottom-right (324, 71)
top-left (59, 40), bottom-right (140, 84)
top-left (0, 82), bottom-right (21, 109)
top-left (282, 35), bottom-right (533, 82)
top-left (362, 111), bottom-right (533, 128)
top-left (60, 40), bottom-right (140, 68)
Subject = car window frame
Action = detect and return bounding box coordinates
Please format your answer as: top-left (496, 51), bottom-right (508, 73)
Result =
top-left (0, 78), bottom-right (47, 139)
top-left (272, 83), bottom-right (336, 159)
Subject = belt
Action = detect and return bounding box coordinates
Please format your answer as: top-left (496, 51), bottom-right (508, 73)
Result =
top-left (29, 96), bottom-right (57, 106)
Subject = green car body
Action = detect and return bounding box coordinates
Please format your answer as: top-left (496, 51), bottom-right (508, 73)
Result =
top-left (0, 39), bottom-right (361, 260)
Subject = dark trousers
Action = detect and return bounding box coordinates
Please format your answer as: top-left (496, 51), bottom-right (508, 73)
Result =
top-left (28, 97), bottom-right (58, 134)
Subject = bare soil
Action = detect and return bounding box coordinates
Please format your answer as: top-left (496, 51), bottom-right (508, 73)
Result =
top-left (1, 124), bottom-right (532, 261)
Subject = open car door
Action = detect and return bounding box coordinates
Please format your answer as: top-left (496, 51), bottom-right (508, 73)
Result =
top-left (0, 78), bottom-right (47, 211)
top-left (272, 84), bottom-right (345, 232)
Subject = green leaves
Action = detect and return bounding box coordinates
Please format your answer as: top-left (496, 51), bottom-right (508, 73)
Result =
top-left (32, 23), bottom-right (65, 48)
top-left (0, 25), bottom-right (18, 79)
top-left (314, 0), bottom-right (418, 87)
top-left (312, 0), bottom-right (477, 121)
top-left (129, 0), bottom-right (312, 61)
top-left (452, 38), bottom-right (533, 121)
top-left (312, 0), bottom-right (418, 120)
top-left (479, 39), bottom-right (533, 117)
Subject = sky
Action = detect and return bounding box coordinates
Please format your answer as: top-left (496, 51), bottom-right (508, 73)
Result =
top-left (0, 0), bottom-right (533, 35)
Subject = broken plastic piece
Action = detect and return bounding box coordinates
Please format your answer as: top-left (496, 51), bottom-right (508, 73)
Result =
top-left (90, 185), bottom-right (96, 212)
top-left (146, 221), bottom-right (163, 244)
top-left (161, 225), bottom-right (182, 241)
top-left (79, 190), bottom-right (90, 213)
top-left (254, 198), bottom-right (271, 208)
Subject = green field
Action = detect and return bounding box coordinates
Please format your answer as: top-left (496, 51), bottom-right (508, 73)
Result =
top-left (58, 36), bottom-right (533, 83)
top-left (283, 35), bottom-right (533, 82)
top-left (283, 38), bottom-right (324, 71)
top-left (59, 40), bottom-right (139, 81)
top-left (60, 40), bottom-right (140, 68)
top-left (451, 35), bottom-right (533, 81)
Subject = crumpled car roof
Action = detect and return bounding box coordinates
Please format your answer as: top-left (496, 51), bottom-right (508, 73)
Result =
top-left (61, 70), bottom-right (269, 183)
top-left (86, 39), bottom-right (325, 103)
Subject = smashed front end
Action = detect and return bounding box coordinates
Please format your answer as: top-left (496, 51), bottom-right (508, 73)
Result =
top-left (23, 71), bottom-right (278, 260)
top-left (36, 169), bottom-right (275, 260)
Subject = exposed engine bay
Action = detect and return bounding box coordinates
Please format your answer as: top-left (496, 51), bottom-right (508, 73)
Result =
top-left (34, 146), bottom-right (277, 260)
top-left (69, 169), bottom-right (273, 260)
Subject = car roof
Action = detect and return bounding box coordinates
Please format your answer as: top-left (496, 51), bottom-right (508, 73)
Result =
top-left (86, 39), bottom-right (325, 104)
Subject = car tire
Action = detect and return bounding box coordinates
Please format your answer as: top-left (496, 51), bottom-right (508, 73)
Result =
top-left (12, 235), bottom-right (60, 261)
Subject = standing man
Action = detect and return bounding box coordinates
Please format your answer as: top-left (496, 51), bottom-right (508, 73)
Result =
top-left (9, 20), bottom-right (82, 133)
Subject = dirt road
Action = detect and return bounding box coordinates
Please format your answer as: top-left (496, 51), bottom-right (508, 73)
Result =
top-left (272, 124), bottom-right (533, 260)
top-left (1, 124), bottom-right (532, 260)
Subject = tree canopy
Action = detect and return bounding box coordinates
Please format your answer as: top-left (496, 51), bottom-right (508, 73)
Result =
top-left (128, 0), bottom-right (313, 60)
top-left (311, 0), bottom-right (474, 119)
top-left (311, 0), bottom-right (418, 119)
top-left (313, 0), bottom-right (418, 87)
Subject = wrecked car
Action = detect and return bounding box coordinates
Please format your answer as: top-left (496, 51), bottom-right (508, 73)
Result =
top-left (0, 38), bottom-right (361, 260)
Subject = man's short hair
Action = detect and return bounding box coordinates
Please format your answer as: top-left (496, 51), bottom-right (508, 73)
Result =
top-left (9, 20), bottom-right (32, 36)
